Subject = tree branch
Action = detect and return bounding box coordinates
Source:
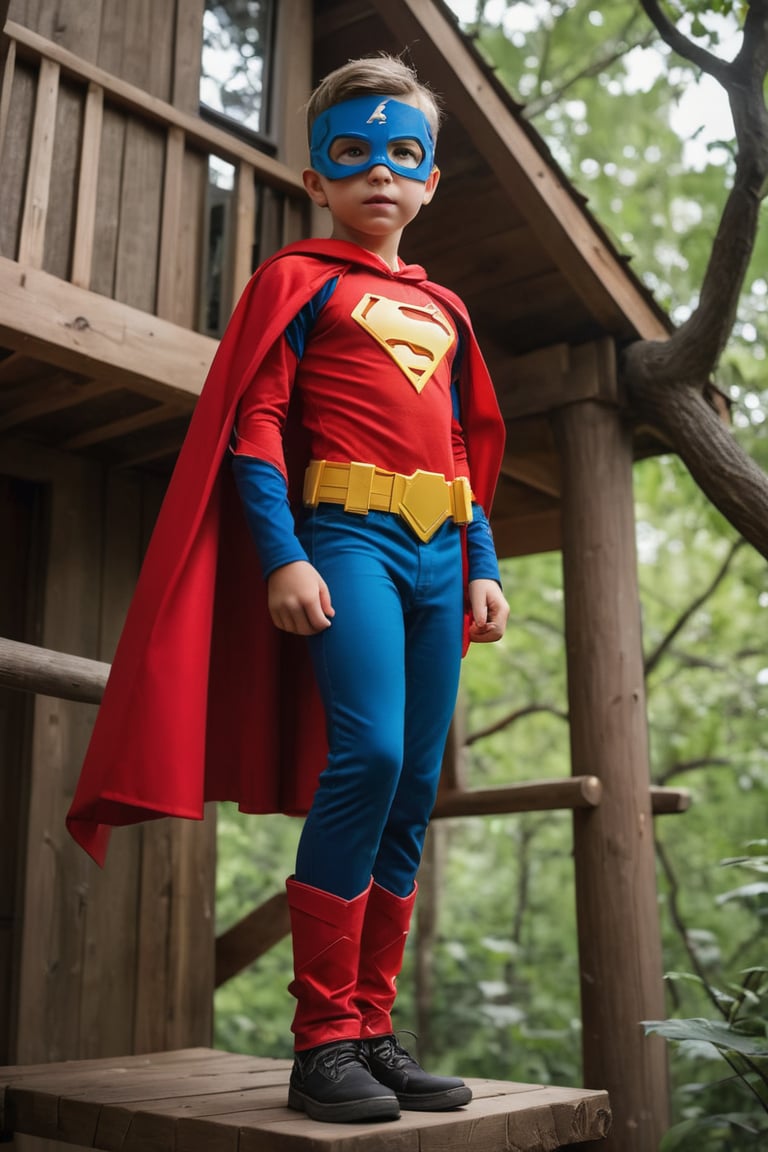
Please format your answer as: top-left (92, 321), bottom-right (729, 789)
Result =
top-left (623, 4), bottom-right (768, 555)
top-left (644, 537), bottom-right (746, 676)
top-left (655, 756), bottom-right (733, 787)
top-left (655, 835), bottom-right (727, 1017)
top-left (639, 0), bottom-right (732, 84)
top-left (623, 353), bottom-right (768, 559)
top-left (525, 25), bottom-right (658, 119)
top-left (466, 702), bottom-right (568, 745)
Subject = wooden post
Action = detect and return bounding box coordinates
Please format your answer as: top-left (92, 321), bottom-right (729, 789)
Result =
top-left (554, 389), bottom-right (670, 1150)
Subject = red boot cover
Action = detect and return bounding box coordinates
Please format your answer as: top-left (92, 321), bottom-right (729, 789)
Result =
top-left (286, 877), bottom-right (371, 1051)
top-left (357, 881), bottom-right (418, 1039)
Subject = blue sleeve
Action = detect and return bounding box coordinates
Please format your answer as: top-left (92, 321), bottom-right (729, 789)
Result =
top-left (232, 279), bottom-right (339, 577)
top-left (231, 455), bottom-right (309, 578)
top-left (466, 504), bottom-right (501, 585)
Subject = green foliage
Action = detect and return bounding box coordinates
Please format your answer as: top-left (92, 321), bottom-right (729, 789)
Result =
top-left (643, 846), bottom-right (768, 1150)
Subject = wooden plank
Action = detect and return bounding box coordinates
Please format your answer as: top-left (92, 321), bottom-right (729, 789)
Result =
top-left (0, 56), bottom-right (35, 262)
top-left (0, 35), bottom-right (15, 158)
top-left (62, 400), bottom-right (187, 450)
top-left (114, 118), bottom-right (164, 313)
top-left (174, 148), bottom-right (207, 329)
top-left (133, 816), bottom-right (215, 1053)
top-left (156, 125), bottom-right (185, 320)
top-left (272, 0), bottom-right (313, 171)
top-left (71, 83), bottom-right (104, 289)
top-left (0, 1049), bottom-right (611, 1151)
top-left (43, 71), bottom-right (82, 281)
top-left (501, 452), bottom-right (561, 499)
top-left (15, 449), bottom-right (103, 1063)
top-left (369, 0), bottom-right (669, 342)
top-left (494, 339), bottom-right (617, 420)
top-left (492, 508), bottom-right (561, 558)
top-left (0, 376), bottom-right (119, 431)
top-left (6, 22), bottom-right (305, 195)
top-left (90, 102), bottom-right (125, 298)
top-left (77, 467), bottom-right (146, 1059)
top-left (0, 256), bottom-right (217, 399)
top-left (232, 160), bottom-right (256, 303)
top-left (18, 57), bottom-right (59, 268)
top-left (172, 0), bottom-right (206, 113)
top-left (12, 0), bottom-right (103, 60)
top-left (164, 814), bottom-right (216, 1049)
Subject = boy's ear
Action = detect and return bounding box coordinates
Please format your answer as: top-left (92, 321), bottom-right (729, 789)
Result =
top-left (421, 166), bottom-right (441, 206)
top-left (302, 168), bottom-right (329, 208)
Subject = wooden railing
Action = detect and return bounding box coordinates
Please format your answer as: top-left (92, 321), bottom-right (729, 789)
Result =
top-left (0, 632), bottom-right (692, 989)
top-left (0, 22), bottom-right (307, 327)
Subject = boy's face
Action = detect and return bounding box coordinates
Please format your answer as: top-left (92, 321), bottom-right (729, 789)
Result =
top-left (303, 94), bottom-right (440, 249)
top-left (309, 96), bottom-right (435, 182)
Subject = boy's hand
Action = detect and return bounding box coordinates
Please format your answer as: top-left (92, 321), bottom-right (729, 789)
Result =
top-left (267, 561), bottom-right (335, 635)
top-left (468, 578), bottom-right (509, 644)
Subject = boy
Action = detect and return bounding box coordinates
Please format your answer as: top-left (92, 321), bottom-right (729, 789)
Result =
top-left (67, 55), bottom-right (507, 1126)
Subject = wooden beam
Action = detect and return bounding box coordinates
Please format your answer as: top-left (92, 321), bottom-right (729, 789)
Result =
top-left (18, 57), bottom-right (59, 268)
top-left (370, 0), bottom-right (669, 341)
top-left (433, 776), bottom-right (602, 818)
top-left (0, 636), bottom-right (108, 705)
top-left (651, 787), bottom-right (691, 814)
top-left (501, 451), bottom-right (561, 498)
top-left (554, 397), bottom-right (670, 1148)
top-left (6, 21), bottom-right (305, 196)
top-left (494, 339), bottom-right (618, 421)
top-left (491, 507), bottom-right (561, 558)
top-left (62, 401), bottom-right (189, 450)
top-left (0, 376), bottom-right (120, 430)
top-left (71, 83), bottom-right (103, 289)
top-left (0, 256), bottom-right (217, 400)
top-left (215, 892), bottom-right (291, 988)
top-left (0, 350), bottom-right (27, 383)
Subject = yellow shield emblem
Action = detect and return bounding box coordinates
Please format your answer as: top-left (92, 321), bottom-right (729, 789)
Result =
top-left (351, 293), bottom-right (455, 392)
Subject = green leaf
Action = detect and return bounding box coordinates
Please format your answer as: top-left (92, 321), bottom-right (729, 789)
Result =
top-left (643, 1017), bottom-right (768, 1057)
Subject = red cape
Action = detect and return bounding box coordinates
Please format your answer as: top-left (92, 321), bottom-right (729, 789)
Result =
top-left (66, 240), bottom-right (505, 865)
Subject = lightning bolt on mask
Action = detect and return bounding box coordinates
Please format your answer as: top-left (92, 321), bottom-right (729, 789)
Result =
top-left (309, 95), bottom-right (436, 182)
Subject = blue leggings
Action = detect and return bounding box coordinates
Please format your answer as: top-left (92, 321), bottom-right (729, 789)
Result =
top-left (294, 506), bottom-right (464, 900)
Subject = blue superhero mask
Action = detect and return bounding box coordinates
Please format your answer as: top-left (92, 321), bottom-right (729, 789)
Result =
top-left (309, 95), bottom-right (435, 182)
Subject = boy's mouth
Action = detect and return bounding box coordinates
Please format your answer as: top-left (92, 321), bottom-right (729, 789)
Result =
top-left (364, 195), bottom-right (395, 204)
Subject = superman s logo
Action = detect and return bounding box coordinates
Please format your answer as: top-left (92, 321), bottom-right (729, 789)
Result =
top-left (351, 293), bottom-right (455, 392)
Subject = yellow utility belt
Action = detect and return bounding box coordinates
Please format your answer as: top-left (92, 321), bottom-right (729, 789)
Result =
top-left (303, 460), bottom-right (473, 544)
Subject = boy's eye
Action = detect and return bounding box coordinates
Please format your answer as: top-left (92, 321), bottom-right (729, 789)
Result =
top-left (387, 140), bottom-right (424, 168)
top-left (330, 138), bottom-right (371, 165)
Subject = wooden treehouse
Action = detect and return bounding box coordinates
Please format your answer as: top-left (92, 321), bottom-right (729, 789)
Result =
top-left (0, 1), bottom-right (689, 1149)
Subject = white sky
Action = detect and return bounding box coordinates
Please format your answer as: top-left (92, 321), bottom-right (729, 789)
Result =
top-left (444, 0), bottom-right (737, 168)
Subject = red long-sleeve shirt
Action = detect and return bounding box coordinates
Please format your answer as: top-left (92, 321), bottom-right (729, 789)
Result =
top-left (234, 263), bottom-right (470, 484)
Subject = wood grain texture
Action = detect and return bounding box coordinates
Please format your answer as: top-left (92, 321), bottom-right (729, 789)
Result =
top-left (554, 399), bottom-right (669, 1150)
top-left (1, 1048), bottom-right (611, 1150)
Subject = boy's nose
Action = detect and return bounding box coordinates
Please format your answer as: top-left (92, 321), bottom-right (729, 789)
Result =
top-left (367, 163), bottom-right (393, 182)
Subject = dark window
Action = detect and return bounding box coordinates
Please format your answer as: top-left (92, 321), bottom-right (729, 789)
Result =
top-left (200, 1), bottom-right (275, 137)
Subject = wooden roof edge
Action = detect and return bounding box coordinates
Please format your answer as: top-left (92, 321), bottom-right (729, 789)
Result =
top-left (374, 0), bottom-right (671, 342)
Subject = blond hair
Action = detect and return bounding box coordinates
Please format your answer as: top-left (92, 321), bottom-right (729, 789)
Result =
top-left (306, 55), bottom-right (442, 143)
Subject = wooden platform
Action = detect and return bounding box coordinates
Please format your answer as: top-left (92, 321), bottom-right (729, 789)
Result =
top-left (0, 1048), bottom-right (610, 1151)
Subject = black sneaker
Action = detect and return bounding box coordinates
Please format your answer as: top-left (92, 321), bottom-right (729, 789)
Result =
top-left (363, 1034), bottom-right (472, 1111)
top-left (287, 1039), bottom-right (401, 1123)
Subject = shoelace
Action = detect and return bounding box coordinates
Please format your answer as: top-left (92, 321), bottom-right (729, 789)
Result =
top-left (316, 1041), bottom-right (369, 1078)
top-left (370, 1034), bottom-right (417, 1069)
